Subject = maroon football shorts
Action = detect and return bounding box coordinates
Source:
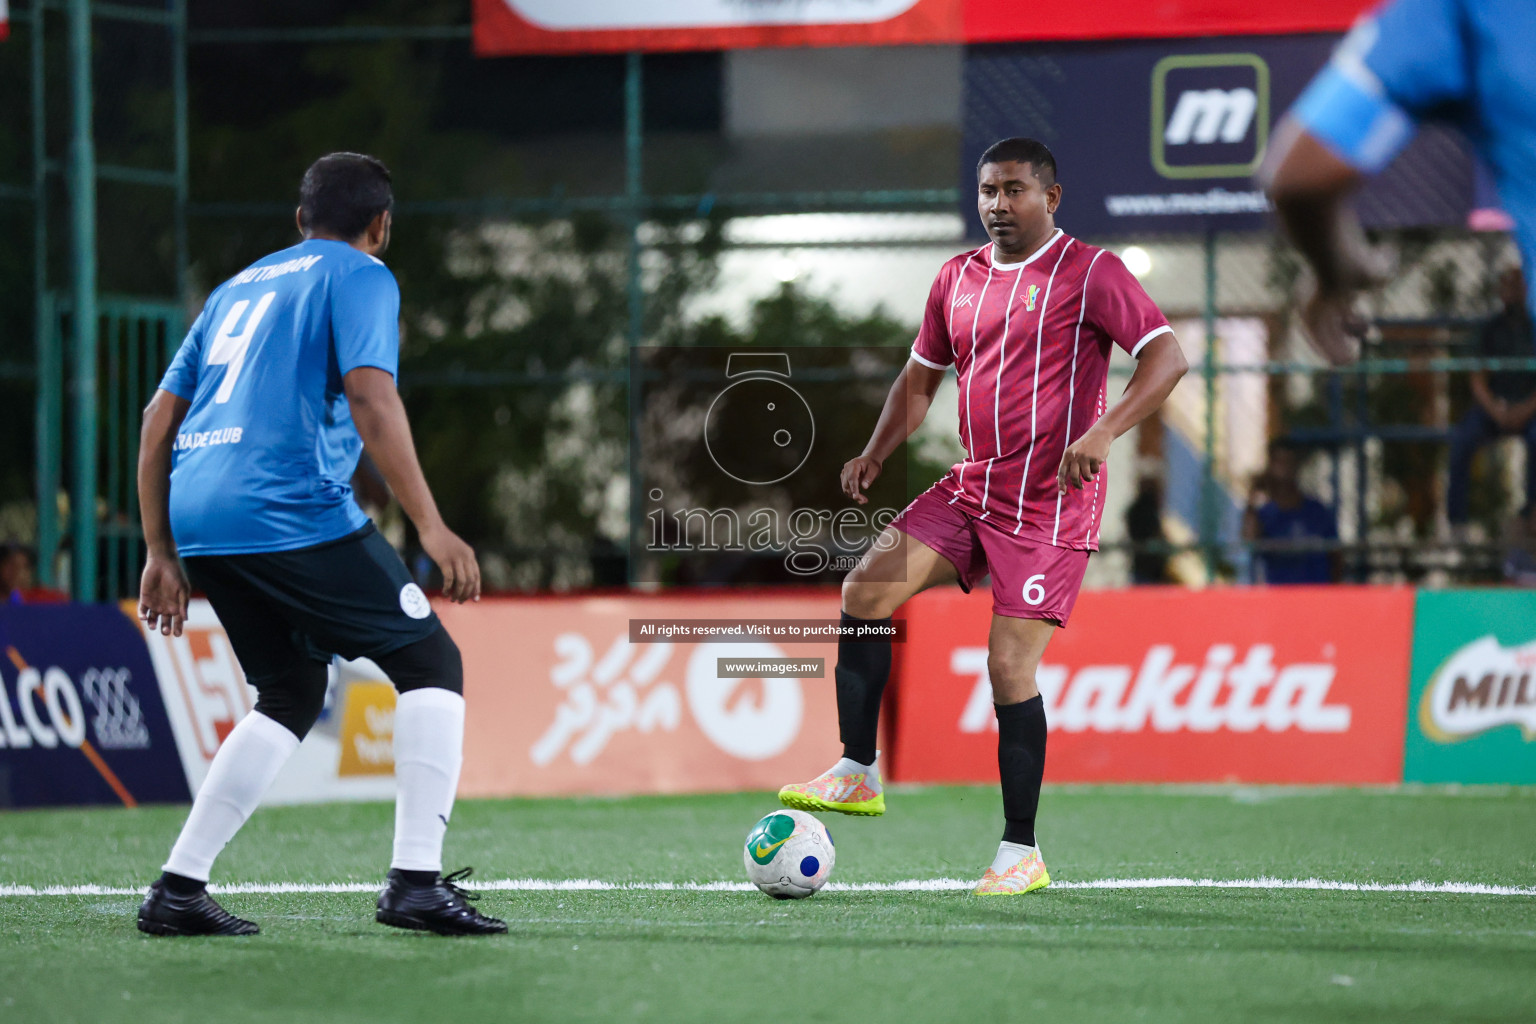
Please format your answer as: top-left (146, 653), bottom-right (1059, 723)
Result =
top-left (890, 487), bottom-right (1090, 625)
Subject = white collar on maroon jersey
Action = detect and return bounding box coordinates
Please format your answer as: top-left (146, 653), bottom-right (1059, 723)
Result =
top-left (987, 228), bottom-right (1065, 271)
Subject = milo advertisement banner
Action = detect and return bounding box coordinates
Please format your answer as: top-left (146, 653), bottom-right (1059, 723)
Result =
top-left (1406, 590), bottom-right (1536, 784)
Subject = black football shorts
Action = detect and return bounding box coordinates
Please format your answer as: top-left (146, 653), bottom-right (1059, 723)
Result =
top-left (182, 523), bottom-right (440, 685)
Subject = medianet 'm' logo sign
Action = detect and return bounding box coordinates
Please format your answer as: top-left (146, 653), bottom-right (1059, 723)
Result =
top-left (1164, 89), bottom-right (1258, 146)
top-left (1151, 53), bottom-right (1269, 180)
top-left (1419, 636), bottom-right (1536, 743)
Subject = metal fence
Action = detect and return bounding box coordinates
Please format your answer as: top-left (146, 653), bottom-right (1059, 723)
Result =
top-left (2, 2), bottom-right (1532, 599)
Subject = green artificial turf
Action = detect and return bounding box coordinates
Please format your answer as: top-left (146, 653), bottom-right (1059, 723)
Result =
top-left (2, 786), bottom-right (1533, 1023)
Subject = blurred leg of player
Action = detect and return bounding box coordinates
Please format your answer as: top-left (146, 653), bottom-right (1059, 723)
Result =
top-left (778, 522), bottom-right (959, 816)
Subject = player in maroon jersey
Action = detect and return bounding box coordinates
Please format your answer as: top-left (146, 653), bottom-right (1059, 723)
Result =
top-left (779, 138), bottom-right (1188, 894)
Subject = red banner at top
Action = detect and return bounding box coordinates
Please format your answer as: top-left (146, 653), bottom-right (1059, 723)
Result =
top-left (964, 0), bottom-right (1374, 44)
top-left (473, 0), bottom-right (1374, 56)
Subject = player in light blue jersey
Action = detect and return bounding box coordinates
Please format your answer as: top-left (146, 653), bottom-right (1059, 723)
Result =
top-left (135, 153), bottom-right (504, 937)
top-left (1264, 0), bottom-right (1536, 365)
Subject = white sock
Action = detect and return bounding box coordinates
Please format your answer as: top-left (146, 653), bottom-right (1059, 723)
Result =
top-left (989, 840), bottom-right (1038, 875)
top-left (828, 751), bottom-right (881, 789)
top-left (162, 712), bottom-right (300, 881)
top-left (391, 688), bottom-right (466, 873)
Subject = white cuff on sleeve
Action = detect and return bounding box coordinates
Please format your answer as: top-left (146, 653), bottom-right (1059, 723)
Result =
top-left (909, 349), bottom-right (951, 370)
top-left (1130, 324), bottom-right (1174, 358)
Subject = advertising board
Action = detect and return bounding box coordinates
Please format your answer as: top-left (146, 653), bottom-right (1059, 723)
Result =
top-left (1404, 590), bottom-right (1536, 784)
top-left (0, 605), bottom-right (189, 807)
top-left (473, 0), bottom-right (1370, 55)
top-left (963, 35), bottom-right (1476, 237)
top-left (444, 593), bottom-right (842, 797)
top-left (891, 586), bottom-right (1414, 784)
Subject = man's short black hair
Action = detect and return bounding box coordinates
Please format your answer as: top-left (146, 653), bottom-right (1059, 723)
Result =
top-left (298, 153), bottom-right (393, 240)
top-left (977, 137), bottom-right (1057, 186)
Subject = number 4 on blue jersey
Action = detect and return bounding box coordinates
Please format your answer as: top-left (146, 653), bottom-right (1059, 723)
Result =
top-left (206, 291), bottom-right (276, 404)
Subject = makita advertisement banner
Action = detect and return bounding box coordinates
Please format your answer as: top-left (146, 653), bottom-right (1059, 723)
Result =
top-left (0, 605), bottom-right (190, 808)
top-left (1405, 591), bottom-right (1536, 785)
top-left (443, 594), bottom-right (842, 798)
top-left (473, 0), bottom-right (1370, 55)
top-left (889, 587), bottom-right (1414, 784)
top-left (963, 35), bottom-right (1477, 237)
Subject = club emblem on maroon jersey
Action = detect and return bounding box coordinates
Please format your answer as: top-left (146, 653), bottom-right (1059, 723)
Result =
top-left (1022, 284), bottom-right (1040, 311)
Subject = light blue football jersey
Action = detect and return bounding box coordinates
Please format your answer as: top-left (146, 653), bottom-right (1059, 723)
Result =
top-left (1289, 0), bottom-right (1536, 314)
top-left (159, 238), bottom-right (399, 556)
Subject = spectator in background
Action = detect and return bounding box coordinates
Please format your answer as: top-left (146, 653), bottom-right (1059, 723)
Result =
top-left (1244, 441), bottom-right (1341, 584)
top-left (1124, 475), bottom-right (1169, 584)
top-left (1449, 267), bottom-right (1536, 527)
top-left (1501, 505), bottom-right (1536, 586)
top-left (1, 543), bottom-right (35, 604)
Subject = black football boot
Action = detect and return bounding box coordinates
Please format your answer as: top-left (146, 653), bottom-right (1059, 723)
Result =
top-left (137, 880), bottom-right (260, 936)
top-left (376, 867), bottom-right (508, 936)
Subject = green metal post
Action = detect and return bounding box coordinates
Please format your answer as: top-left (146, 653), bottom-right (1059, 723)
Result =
top-left (1201, 230), bottom-right (1219, 579)
top-left (32, 0), bottom-right (61, 586)
top-left (127, 317), bottom-right (141, 550)
top-left (69, 0), bottom-right (99, 601)
top-left (106, 317), bottom-right (121, 600)
top-left (624, 52), bottom-right (644, 344)
top-left (171, 0), bottom-right (189, 303)
top-left (624, 51), bottom-right (644, 583)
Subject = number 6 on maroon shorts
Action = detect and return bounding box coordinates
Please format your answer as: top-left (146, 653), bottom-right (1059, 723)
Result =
top-left (890, 488), bottom-right (1090, 625)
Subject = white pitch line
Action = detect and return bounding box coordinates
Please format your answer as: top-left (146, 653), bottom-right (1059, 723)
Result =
top-left (2, 877), bottom-right (1534, 898)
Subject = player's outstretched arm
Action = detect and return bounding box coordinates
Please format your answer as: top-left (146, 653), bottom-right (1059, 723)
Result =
top-left (138, 389), bottom-right (192, 636)
top-left (842, 358), bottom-right (946, 505)
top-left (344, 366), bottom-right (481, 603)
top-left (1263, 127), bottom-right (1389, 366)
top-left (1057, 334), bottom-right (1188, 494)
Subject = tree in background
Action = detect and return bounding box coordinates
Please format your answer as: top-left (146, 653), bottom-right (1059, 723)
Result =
top-left (0, 2), bottom-right (933, 592)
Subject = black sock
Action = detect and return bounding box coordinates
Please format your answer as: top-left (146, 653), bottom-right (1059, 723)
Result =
top-left (996, 696), bottom-right (1047, 847)
top-left (158, 871), bottom-right (206, 896)
top-left (396, 868), bottom-right (438, 886)
top-left (835, 610), bottom-right (892, 766)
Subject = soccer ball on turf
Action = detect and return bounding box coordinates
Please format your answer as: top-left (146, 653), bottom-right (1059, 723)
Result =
top-left (742, 808), bottom-right (834, 899)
